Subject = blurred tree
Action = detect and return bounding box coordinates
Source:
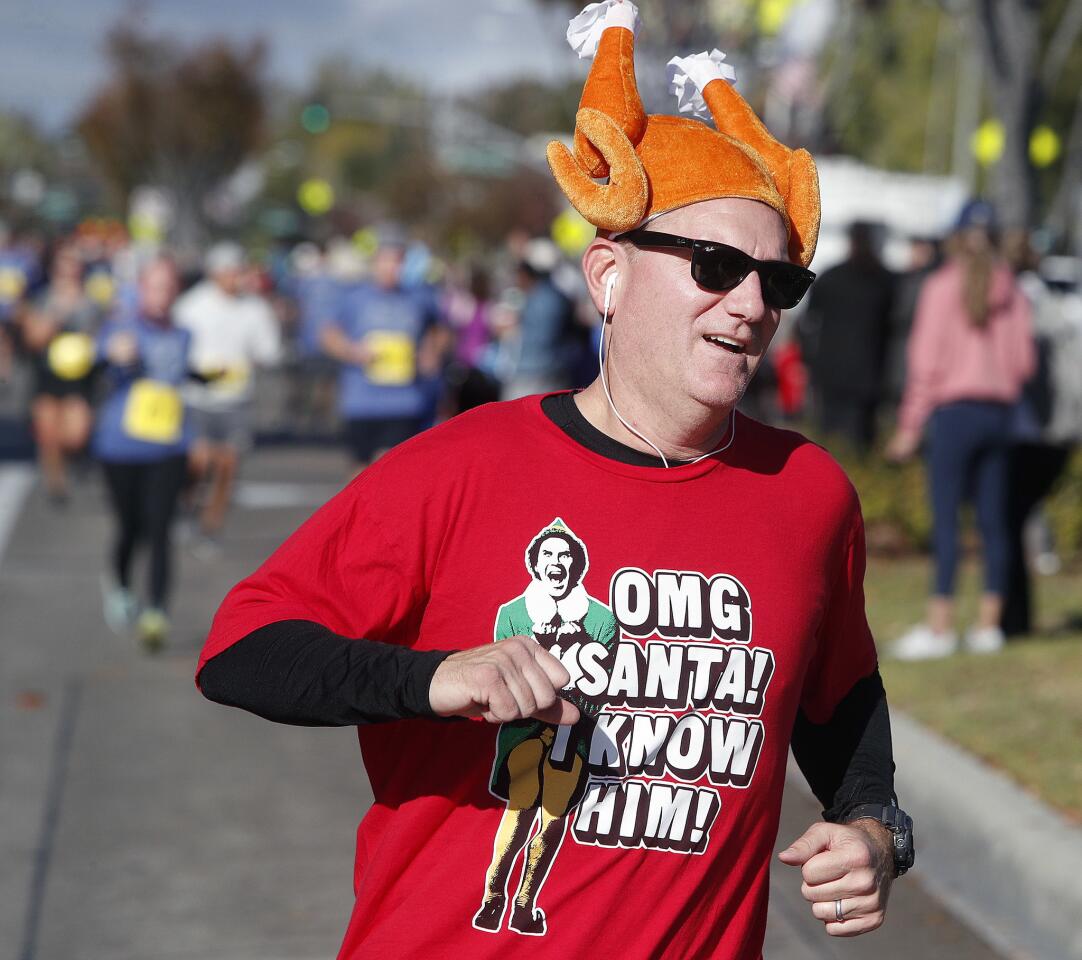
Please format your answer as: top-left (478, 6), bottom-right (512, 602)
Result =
top-left (258, 55), bottom-right (569, 250)
top-left (471, 78), bottom-right (583, 137)
top-left (264, 58), bottom-right (439, 229)
top-left (951, 0), bottom-right (1082, 232)
top-left (0, 114), bottom-right (53, 178)
top-left (819, 0), bottom-right (1082, 230)
top-left (1035, 0), bottom-right (1082, 247)
top-left (76, 19), bottom-right (265, 252)
top-left (820, 1), bottom-right (943, 171)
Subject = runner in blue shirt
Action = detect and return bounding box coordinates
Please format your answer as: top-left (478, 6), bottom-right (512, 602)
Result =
top-left (320, 227), bottom-right (446, 469)
top-left (94, 256), bottom-right (194, 650)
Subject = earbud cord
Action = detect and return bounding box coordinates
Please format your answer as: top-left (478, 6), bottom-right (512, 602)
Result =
top-left (598, 288), bottom-right (736, 470)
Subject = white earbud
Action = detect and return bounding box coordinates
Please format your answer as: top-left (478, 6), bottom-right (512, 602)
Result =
top-left (603, 271), bottom-right (619, 319)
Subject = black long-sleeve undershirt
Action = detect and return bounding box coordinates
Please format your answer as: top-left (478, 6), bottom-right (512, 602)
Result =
top-left (199, 620), bottom-right (449, 726)
top-left (198, 619), bottom-right (895, 820)
top-left (199, 391), bottom-right (897, 821)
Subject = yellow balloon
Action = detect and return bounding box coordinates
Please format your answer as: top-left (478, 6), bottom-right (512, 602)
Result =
top-left (758, 0), bottom-right (796, 35)
top-left (1029, 125), bottom-right (1061, 168)
top-left (47, 332), bottom-right (96, 381)
top-left (971, 119), bottom-right (1005, 167)
top-left (551, 208), bottom-right (596, 256)
top-left (298, 178), bottom-right (335, 216)
top-left (352, 228), bottom-right (378, 256)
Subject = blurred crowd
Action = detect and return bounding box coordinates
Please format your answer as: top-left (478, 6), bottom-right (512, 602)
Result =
top-left (0, 208), bottom-right (1080, 655)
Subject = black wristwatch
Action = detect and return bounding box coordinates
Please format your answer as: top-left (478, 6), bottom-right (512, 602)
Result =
top-left (844, 803), bottom-right (915, 877)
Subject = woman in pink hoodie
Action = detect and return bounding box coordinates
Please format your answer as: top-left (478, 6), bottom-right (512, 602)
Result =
top-left (886, 200), bottom-right (1035, 659)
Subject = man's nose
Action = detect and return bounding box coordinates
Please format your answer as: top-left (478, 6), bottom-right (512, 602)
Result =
top-left (720, 269), bottom-right (767, 321)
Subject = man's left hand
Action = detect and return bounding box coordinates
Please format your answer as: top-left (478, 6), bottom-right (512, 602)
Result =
top-left (777, 820), bottom-right (894, 937)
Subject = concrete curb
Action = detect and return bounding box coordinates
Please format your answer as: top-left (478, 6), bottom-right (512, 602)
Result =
top-left (790, 709), bottom-right (1082, 960)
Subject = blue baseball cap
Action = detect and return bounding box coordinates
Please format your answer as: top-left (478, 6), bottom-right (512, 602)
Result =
top-left (954, 199), bottom-right (998, 232)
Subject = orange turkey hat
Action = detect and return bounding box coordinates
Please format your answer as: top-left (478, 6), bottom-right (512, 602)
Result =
top-left (546, 1), bottom-right (821, 267)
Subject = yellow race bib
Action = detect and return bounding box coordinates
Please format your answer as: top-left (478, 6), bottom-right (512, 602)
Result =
top-left (211, 362), bottom-right (251, 394)
top-left (47, 332), bottom-right (96, 381)
top-left (84, 272), bottom-right (116, 307)
top-left (122, 379), bottom-right (183, 444)
top-left (363, 331), bottom-right (416, 386)
top-left (0, 266), bottom-right (26, 303)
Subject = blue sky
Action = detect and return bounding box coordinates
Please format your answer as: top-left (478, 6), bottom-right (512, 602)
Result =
top-left (2, 0), bottom-right (577, 130)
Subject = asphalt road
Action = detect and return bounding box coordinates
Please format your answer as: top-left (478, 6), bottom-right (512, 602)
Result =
top-left (0, 448), bottom-right (1003, 960)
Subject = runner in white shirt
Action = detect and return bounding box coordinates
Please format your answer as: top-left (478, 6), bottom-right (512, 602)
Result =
top-left (174, 242), bottom-right (281, 553)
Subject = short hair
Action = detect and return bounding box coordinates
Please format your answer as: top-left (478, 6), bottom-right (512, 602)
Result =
top-left (527, 531), bottom-right (587, 588)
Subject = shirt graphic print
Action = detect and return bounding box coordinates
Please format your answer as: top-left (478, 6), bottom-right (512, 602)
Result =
top-left (473, 516), bottom-right (773, 938)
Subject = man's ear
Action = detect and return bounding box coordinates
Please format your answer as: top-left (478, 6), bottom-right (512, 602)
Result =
top-left (581, 237), bottom-right (626, 317)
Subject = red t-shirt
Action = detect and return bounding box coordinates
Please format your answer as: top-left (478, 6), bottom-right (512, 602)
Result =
top-left (198, 395), bottom-right (878, 960)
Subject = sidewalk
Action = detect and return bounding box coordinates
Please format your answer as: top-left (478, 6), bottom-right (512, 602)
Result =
top-left (1, 448), bottom-right (1003, 959)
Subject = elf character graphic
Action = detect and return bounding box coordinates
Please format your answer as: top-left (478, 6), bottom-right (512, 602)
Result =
top-left (473, 518), bottom-right (617, 937)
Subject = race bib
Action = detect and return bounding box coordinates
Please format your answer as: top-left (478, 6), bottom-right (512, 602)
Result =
top-left (363, 331), bottom-right (416, 386)
top-left (84, 272), bottom-right (116, 307)
top-left (0, 266), bottom-right (26, 303)
top-left (47, 332), bottom-right (96, 381)
top-left (205, 361), bottom-right (251, 396)
top-left (122, 379), bottom-right (183, 444)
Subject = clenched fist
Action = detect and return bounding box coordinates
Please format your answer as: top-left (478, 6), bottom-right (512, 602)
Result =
top-left (777, 820), bottom-right (895, 937)
top-left (429, 635), bottom-right (580, 726)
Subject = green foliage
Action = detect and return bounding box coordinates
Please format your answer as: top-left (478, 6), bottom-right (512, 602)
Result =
top-left (0, 114), bottom-right (53, 175)
top-left (471, 78), bottom-right (582, 138)
top-left (76, 22), bottom-right (265, 247)
top-left (829, 447), bottom-right (933, 552)
top-left (1046, 449), bottom-right (1082, 560)
top-left (818, 441), bottom-right (1082, 563)
top-left (821, 0), bottom-right (945, 173)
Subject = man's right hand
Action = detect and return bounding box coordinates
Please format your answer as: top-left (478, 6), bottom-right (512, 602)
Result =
top-left (429, 636), bottom-right (581, 726)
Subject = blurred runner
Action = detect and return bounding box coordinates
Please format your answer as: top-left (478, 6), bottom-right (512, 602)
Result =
top-left (20, 244), bottom-right (104, 503)
top-left (800, 221), bottom-right (894, 453)
top-left (1000, 230), bottom-right (1081, 636)
top-left (444, 265), bottom-right (501, 414)
top-left (175, 242), bottom-right (281, 555)
top-left (884, 235), bottom-right (941, 409)
top-left (320, 226), bottom-right (444, 470)
top-left (501, 240), bottom-right (576, 400)
top-left (286, 241), bottom-right (340, 435)
top-left (0, 222), bottom-right (39, 384)
top-left (94, 256), bottom-right (194, 651)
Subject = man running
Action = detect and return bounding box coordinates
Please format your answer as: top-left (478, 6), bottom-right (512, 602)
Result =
top-left (320, 226), bottom-right (445, 470)
top-left (198, 4), bottom-right (913, 956)
top-left (175, 242), bottom-right (281, 554)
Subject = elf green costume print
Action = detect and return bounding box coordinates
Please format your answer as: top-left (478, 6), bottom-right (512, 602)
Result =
top-left (474, 518), bottom-right (617, 938)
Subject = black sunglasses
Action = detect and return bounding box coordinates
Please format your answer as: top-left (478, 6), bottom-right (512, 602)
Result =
top-left (613, 229), bottom-right (815, 309)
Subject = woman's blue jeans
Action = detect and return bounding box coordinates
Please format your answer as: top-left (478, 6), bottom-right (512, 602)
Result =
top-left (926, 401), bottom-right (1011, 597)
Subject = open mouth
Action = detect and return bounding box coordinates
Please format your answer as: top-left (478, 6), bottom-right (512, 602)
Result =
top-left (545, 567), bottom-right (567, 585)
top-left (703, 335), bottom-right (745, 354)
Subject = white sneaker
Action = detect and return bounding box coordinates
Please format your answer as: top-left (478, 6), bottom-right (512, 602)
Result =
top-left (1034, 552), bottom-right (1061, 576)
top-left (190, 534), bottom-right (223, 561)
top-left (891, 625), bottom-right (959, 661)
top-left (964, 625), bottom-right (1005, 654)
top-left (101, 575), bottom-right (138, 635)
